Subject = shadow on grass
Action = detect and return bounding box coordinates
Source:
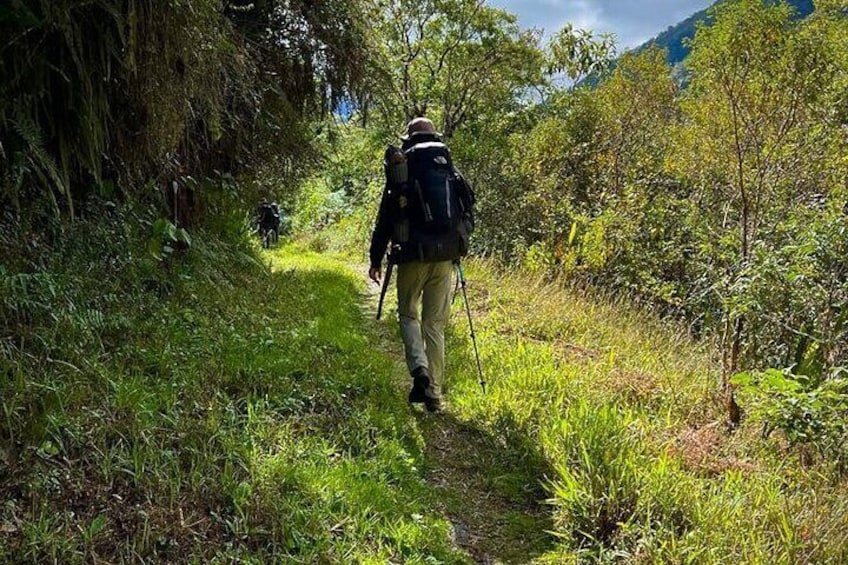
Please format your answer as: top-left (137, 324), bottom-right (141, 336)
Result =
top-left (358, 263), bottom-right (556, 563)
top-left (413, 407), bottom-right (556, 564)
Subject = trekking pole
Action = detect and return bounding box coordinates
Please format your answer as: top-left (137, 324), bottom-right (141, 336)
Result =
top-left (376, 257), bottom-right (395, 321)
top-left (456, 260), bottom-right (486, 394)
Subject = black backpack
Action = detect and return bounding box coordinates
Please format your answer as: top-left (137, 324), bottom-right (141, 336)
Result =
top-left (257, 203), bottom-right (279, 226)
top-left (391, 139), bottom-right (474, 263)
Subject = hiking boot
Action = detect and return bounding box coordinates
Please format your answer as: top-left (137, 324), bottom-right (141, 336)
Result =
top-left (424, 389), bottom-right (443, 413)
top-left (408, 367), bottom-right (431, 404)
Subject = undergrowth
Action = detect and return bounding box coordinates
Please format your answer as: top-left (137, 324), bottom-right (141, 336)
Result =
top-left (0, 207), bottom-right (464, 563)
top-left (5, 206), bottom-right (848, 563)
top-left (436, 260), bottom-right (848, 563)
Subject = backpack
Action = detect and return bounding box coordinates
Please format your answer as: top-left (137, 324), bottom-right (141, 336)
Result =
top-left (386, 139), bottom-right (475, 263)
top-left (257, 203), bottom-right (279, 227)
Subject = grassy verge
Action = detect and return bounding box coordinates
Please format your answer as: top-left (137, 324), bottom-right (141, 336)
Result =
top-left (435, 259), bottom-right (848, 563)
top-left (0, 217), bottom-right (465, 563)
top-left (5, 212), bottom-right (847, 563)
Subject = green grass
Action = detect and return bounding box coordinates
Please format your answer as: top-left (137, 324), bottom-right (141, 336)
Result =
top-left (0, 218), bottom-right (466, 563)
top-left (4, 214), bottom-right (848, 563)
top-left (437, 260), bottom-right (848, 563)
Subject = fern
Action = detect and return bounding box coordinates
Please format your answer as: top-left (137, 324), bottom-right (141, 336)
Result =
top-left (11, 112), bottom-right (70, 217)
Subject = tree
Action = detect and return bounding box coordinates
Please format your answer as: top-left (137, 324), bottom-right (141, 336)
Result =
top-left (364, 0), bottom-right (544, 138)
top-left (678, 0), bottom-right (844, 420)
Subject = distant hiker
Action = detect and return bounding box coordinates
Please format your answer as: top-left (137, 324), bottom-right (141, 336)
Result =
top-left (255, 199), bottom-right (282, 248)
top-left (369, 117), bottom-right (476, 412)
top-left (256, 199), bottom-right (281, 233)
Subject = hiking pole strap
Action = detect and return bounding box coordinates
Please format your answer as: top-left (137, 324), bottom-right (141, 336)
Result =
top-left (456, 261), bottom-right (486, 394)
top-left (376, 260), bottom-right (395, 320)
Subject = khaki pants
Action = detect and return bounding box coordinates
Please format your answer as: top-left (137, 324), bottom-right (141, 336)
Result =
top-left (396, 260), bottom-right (454, 397)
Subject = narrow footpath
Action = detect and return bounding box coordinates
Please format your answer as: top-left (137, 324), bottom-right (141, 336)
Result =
top-left (360, 268), bottom-right (554, 564)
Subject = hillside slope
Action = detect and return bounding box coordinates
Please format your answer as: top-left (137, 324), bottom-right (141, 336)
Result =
top-left (637, 0), bottom-right (814, 63)
top-left (3, 217), bottom-right (846, 561)
top-left (0, 229), bottom-right (469, 562)
top-left (437, 259), bottom-right (848, 562)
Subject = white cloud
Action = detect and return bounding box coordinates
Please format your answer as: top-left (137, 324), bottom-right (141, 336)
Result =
top-left (489, 0), bottom-right (714, 48)
top-left (569, 0), bottom-right (603, 31)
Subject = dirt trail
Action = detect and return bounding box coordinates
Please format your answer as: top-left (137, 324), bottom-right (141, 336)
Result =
top-left (359, 269), bottom-right (554, 564)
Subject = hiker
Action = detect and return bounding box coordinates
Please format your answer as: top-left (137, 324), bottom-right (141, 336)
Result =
top-left (368, 117), bottom-right (476, 412)
top-left (256, 199), bottom-right (281, 235)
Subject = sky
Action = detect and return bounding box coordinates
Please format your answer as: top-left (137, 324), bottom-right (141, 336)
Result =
top-left (488, 0), bottom-right (714, 49)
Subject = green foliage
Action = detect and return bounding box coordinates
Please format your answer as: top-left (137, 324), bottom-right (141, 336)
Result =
top-left (436, 0), bottom-right (847, 383)
top-left (677, 0), bottom-right (847, 376)
top-left (548, 24), bottom-right (617, 84)
top-left (733, 368), bottom-right (848, 466)
top-left (148, 218), bottom-right (192, 261)
top-left (0, 0), bottom-right (373, 223)
top-left (293, 125), bottom-right (386, 256)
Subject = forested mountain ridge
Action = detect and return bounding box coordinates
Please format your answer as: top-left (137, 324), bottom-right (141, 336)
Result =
top-left (636, 0), bottom-right (815, 63)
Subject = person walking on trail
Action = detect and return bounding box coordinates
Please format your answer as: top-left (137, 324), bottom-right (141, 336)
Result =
top-left (368, 117), bottom-right (476, 413)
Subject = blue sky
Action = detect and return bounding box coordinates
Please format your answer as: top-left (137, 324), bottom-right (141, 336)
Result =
top-left (489, 0), bottom-right (714, 49)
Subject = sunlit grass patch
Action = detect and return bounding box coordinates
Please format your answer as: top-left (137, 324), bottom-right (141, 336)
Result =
top-left (0, 228), bottom-right (464, 563)
top-left (443, 258), bottom-right (848, 563)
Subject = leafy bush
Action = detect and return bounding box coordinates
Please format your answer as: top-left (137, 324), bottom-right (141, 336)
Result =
top-left (733, 368), bottom-right (848, 467)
